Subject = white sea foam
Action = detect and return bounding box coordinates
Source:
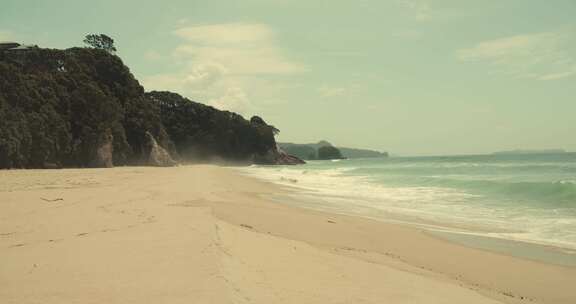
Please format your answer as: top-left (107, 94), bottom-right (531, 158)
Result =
top-left (237, 161), bottom-right (576, 251)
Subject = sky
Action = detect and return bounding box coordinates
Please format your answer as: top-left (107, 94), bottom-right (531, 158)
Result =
top-left (1, 0), bottom-right (575, 155)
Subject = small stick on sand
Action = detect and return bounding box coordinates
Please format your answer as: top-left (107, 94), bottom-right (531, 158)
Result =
top-left (40, 197), bottom-right (64, 202)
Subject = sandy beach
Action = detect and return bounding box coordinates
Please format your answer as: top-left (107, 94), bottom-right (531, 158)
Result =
top-left (1, 165), bottom-right (574, 304)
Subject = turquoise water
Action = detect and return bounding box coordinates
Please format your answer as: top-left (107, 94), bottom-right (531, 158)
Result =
top-left (241, 153), bottom-right (576, 251)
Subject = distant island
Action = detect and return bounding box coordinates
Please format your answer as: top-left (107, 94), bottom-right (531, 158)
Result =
top-left (492, 149), bottom-right (567, 155)
top-left (0, 35), bottom-right (304, 169)
top-left (279, 141), bottom-right (388, 160)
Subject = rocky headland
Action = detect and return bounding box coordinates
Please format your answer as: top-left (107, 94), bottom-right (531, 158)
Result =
top-left (0, 47), bottom-right (303, 168)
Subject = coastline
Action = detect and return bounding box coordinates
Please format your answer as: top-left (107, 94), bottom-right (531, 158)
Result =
top-left (1, 165), bottom-right (574, 303)
top-left (238, 159), bottom-right (576, 254)
top-left (261, 189), bottom-right (576, 268)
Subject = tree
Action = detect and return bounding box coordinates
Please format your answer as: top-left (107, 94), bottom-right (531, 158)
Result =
top-left (251, 115), bottom-right (280, 135)
top-left (83, 34), bottom-right (117, 53)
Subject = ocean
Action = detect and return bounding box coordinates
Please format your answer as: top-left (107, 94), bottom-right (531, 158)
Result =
top-left (239, 153), bottom-right (576, 259)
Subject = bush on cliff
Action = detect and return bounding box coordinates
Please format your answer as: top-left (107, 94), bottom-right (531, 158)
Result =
top-left (83, 34), bottom-right (117, 54)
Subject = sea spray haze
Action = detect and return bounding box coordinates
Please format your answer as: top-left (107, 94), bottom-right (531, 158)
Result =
top-left (242, 153), bottom-right (576, 250)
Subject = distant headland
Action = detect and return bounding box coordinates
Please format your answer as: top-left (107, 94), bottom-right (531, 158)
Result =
top-left (279, 141), bottom-right (388, 160)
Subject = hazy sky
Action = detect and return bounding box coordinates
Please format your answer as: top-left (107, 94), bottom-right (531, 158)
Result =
top-left (1, 0), bottom-right (575, 155)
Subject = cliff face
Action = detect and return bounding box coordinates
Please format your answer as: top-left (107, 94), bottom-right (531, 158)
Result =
top-left (146, 91), bottom-right (282, 164)
top-left (0, 48), bottom-right (301, 168)
top-left (0, 47), bottom-right (176, 168)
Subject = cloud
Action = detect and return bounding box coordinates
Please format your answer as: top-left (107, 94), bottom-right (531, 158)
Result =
top-left (183, 62), bottom-right (228, 89)
top-left (175, 23), bottom-right (273, 46)
top-left (317, 86), bottom-right (347, 98)
top-left (537, 70), bottom-right (576, 81)
top-left (392, 29), bottom-right (423, 40)
top-left (457, 31), bottom-right (576, 80)
top-left (173, 22), bottom-right (305, 75)
top-left (177, 18), bottom-right (190, 25)
top-left (143, 50), bottom-right (163, 61)
top-left (0, 30), bottom-right (13, 41)
top-left (209, 87), bottom-right (252, 114)
top-left (143, 62), bottom-right (253, 114)
top-left (398, 0), bottom-right (432, 21)
top-left (317, 83), bottom-right (363, 100)
top-left (142, 22), bottom-right (305, 115)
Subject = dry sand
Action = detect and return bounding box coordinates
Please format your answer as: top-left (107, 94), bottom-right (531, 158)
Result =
top-left (1, 165), bottom-right (574, 303)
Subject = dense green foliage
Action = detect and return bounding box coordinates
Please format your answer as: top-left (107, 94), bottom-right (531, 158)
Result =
top-left (0, 47), bottom-right (171, 168)
top-left (279, 141), bottom-right (387, 160)
top-left (83, 34), bottom-right (117, 53)
top-left (147, 91), bottom-right (277, 162)
top-left (0, 47), bottom-right (291, 169)
top-left (317, 145), bottom-right (344, 160)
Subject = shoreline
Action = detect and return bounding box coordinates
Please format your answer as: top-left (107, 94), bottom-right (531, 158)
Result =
top-left (215, 166), bottom-right (576, 303)
top-left (260, 190), bottom-right (576, 268)
top-left (1, 165), bottom-right (574, 303)
top-left (238, 163), bottom-right (576, 258)
top-left (427, 229), bottom-right (576, 267)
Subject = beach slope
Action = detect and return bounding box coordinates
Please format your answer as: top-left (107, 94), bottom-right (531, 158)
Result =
top-left (1, 166), bottom-right (572, 303)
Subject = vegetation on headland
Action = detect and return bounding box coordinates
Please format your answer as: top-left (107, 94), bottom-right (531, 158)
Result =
top-left (147, 91), bottom-right (278, 163)
top-left (280, 141), bottom-right (388, 160)
top-left (0, 36), bottom-right (300, 169)
top-left (317, 145), bottom-right (345, 160)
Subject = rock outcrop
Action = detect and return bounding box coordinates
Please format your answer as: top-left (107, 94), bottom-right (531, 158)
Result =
top-left (253, 145), bottom-right (306, 165)
top-left (144, 132), bottom-right (176, 167)
top-left (89, 129), bottom-right (114, 168)
top-left (275, 147), bottom-right (306, 165)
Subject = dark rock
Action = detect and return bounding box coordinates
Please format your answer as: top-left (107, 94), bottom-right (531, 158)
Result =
top-left (276, 147), bottom-right (306, 165)
top-left (253, 145), bottom-right (306, 165)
